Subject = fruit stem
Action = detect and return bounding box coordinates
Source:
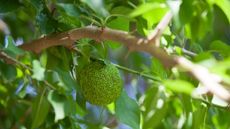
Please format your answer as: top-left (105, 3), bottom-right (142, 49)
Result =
top-left (72, 47), bottom-right (161, 82)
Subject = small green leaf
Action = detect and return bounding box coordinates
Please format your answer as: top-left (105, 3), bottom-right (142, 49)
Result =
top-left (129, 3), bottom-right (166, 17)
top-left (47, 90), bottom-right (75, 122)
top-left (32, 60), bottom-right (45, 81)
top-left (31, 89), bottom-right (50, 129)
top-left (55, 68), bottom-right (77, 91)
top-left (115, 90), bottom-right (140, 129)
top-left (163, 79), bottom-right (194, 95)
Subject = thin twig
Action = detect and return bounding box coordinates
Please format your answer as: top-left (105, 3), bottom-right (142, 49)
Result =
top-left (182, 48), bottom-right (197, 57)
top-left (0, 51), bottom-right (56, 90)
top-left (112, 63), bottom-right (161, 82)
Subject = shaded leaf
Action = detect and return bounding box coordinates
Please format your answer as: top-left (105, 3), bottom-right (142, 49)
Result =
top-left (48, 90), bottom-right (75, 122)
top-left (143, 102), bottom-right (168, 129)
top-left (3, 36), bottom-right (24, 57)
top-left (31, 88), bottom-right (50, 129)
top-left (129, 3), bottom-right (166, 18)
top-left (115, 90), bottom-right (140, 129)
top-left (81, 0), bottom-right (109, 17)
top-left (0, 0), bottom-right (22, 13)
top-left (210, 40), bottom-right (230, 57)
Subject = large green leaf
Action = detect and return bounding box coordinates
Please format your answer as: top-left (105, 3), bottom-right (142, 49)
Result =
top-left (179, 0), bottom-right (193, 25)
top-left (143, 102), bottom-right (168, 129)
top-left (163, 79), bottom-right (194, 95)
top-left (115, 90), bottom-right (140, 129)
top-left (214, 0), bottom-right (230, 22)
top-left (0, 60), bottom-right (17, 81)
top-left (55, 68), bottom-right (77, 91)
top-left (47, 90), bottom-right (75, 122)
top-left (31, 88), bottom-right (50, 129)
top-left (130, 2), bottom-right (168, 28)
top-left (192, 103), bottom-right (208, 129)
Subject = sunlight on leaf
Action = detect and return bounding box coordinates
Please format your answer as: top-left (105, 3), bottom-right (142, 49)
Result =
top-left (163, 79), bottom-right (194, 95)
top-left (48, 90), bottom-right (75, 122)
top-left (32, 60), bottom-right (45, 81)
top-left (130, 3), bottom-right (167, 17)
top-left (214, 0), bottom-right (230, 22)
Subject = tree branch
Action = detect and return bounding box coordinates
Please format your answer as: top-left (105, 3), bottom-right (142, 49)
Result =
top-left (1, 11), bottom-right (230, 102)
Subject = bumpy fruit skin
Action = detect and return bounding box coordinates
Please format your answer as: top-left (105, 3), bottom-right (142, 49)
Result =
top-left (78, 61), bottom-right (122, 105)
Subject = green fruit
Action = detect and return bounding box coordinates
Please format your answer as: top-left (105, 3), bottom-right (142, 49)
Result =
top-left (78, 61), bottom-right (123, 105)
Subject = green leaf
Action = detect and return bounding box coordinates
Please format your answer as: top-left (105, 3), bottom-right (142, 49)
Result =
top-left (214, 0), bottom-right (230, 22)
top-left (4, 36), bottom-right (24, 57)
top-left (81, 0), bottom-right (109, 17)
top-left (179, 0), bottom-right (193, 25)
top-left (48, 90), bottom-right (75, 122)
top-left (130, 2), bottom-right (168, 28)
top-left (110, 6), bottom-right (132, 15)
top-left (0, 61), bottom-right (17, 81)
top-left (56, 3), bottom-right (80, 17)
top-left (143, 102), bottom-right (168, 129)
top-left (0, 0), bottom-right (22, 13)
top-left (129, 3), bottom-right (166, 17)
top-left (192, 103), bottom-right (208, 129)
top-left (56, 3), bottom-right (81, 30)
top-left (55, 68), bottom-right (77, 91)
top-left (210, 58), bottom-right (230, 84)
top-left (163, 79), bottom-right (194, 95)
top-left (31, 88), bottom-right (50, 129)
top-left (115, 90), bottom-right (140, 129)
top-left (107, 17), bottom-right (130, 31)
top-left (32, 60), bottom-right (45, 81)
top-left (210, 40), bottom-right (230, 57)
top-left (151, 58), bottom-right (167, 79)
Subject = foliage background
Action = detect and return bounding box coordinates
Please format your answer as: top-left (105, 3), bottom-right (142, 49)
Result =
top-left (0, 0), bottom-right (230, 129)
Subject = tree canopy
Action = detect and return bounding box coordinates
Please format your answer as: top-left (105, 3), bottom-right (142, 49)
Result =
top-left (0, 0), bottom-right (230, 129)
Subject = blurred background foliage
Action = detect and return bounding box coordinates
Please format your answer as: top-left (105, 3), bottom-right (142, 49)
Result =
top-left (0, 0), bottom-right (230, 129)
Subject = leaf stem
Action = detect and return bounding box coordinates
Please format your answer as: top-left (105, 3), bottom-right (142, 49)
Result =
top-left (112, 63), bottom-right (161, 82)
